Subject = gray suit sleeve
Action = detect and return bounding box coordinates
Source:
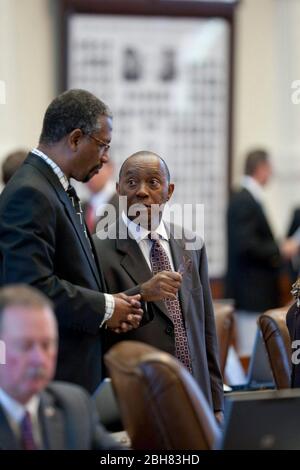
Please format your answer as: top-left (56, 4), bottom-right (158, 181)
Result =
top-left (91, 402), bottom-right (124, 450)
top-left (199, 245), bottom-right (224, 412)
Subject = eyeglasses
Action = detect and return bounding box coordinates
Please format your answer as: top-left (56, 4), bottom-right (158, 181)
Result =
top-left (88, 134), bottom-right (110, 153)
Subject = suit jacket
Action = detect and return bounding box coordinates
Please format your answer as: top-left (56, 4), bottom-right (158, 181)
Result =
top-left (93, 219), bottom-right (224, 412)
top-left (226, 188), bottom-right (281, 312)
top-left (0, 382), bottom-right (121, 450)
top-left (287, 208), bottom-right (300, 237)
top-left (286, 302), bottom-right (300, 388)
top-left (0, 153), bottom-right (107, 393)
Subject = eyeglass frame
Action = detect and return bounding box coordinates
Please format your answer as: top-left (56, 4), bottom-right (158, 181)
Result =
top-left (87, 134), bottom-right (110, 153)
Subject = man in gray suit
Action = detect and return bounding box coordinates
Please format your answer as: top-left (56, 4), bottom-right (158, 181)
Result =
top-left (0, 284), bottom-right (121, 450)
top-left (93, 151), bottom-right (223, 421)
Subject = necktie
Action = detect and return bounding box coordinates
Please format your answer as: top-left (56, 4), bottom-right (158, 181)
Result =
top-left (149, 234), bottom-right (192, 373)
top-left (67, 185), bottom-right (91, 245)
top-left (20, 411), bottom-right (38, 450)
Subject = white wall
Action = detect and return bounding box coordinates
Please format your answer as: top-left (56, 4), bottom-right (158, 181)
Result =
top-left (0, 0), bottom-right (57, 159)
top-left (234, 0), bottom-right (300, 237)
top-left (233, 0), bottom-right (278, 180)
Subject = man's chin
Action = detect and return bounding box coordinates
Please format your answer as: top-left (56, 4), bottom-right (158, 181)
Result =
top-left (83, 166), bottom-right (101, 183)
top-left (27, 379), bottom-right (48, 393)
top-left (128, 214), bottom-right (161, 231)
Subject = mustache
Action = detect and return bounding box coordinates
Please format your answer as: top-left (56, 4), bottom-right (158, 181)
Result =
top-left (25, 366), bottom-right (49, 380)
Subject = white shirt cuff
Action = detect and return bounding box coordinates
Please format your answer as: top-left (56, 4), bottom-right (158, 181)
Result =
top-left (100, 293), bottom-right (115, 327)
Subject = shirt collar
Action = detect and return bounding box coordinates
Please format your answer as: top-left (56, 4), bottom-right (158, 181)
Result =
top-left (121, 211), bottom-right (169, 243)
top-left (241, 175), bottom-right (264, 203)
top-left (0, 387), bottom-right (40, 424)
top-left (31, 147), bottom-right (69, 191)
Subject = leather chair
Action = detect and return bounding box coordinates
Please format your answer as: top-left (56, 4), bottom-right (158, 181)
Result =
top-left (104, 341), bottom-right (221, 450)
top-left (213, 302), bottom-right (234, 376)
top-left (257, 308), bottom-right (292, 389)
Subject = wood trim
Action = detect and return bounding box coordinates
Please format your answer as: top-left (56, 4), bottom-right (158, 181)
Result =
top-left (61, 1), bottom-right (239, 19)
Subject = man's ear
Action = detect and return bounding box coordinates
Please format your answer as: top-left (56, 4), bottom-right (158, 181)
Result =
top-left (116, 182), bottom-right (120, 194)
top-left (68, 128), bottom-right (83, 150)
top-left (167, 183), bottom-right (175, 200)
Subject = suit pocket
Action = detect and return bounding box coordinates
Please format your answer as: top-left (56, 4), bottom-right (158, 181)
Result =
top-left (189, 284), bottom-right (203, 297)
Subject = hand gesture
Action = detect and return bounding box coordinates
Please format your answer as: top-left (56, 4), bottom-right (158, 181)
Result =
top-left (106, 293), bottom-right (143, 333)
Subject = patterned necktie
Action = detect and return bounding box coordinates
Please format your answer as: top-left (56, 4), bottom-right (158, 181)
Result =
top-left (149, 234), bottom-right (192, 373)
top-left (67, 185), bottom-right (92, 246)
top-left (20, 411), bottom-right (38, 450)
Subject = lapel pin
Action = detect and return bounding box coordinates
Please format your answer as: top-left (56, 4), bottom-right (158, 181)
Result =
top-left (44, 406), bottom-right (55, 418)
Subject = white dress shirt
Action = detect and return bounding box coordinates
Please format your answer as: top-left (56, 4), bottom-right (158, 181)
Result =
top-left (241, 175), bottom-right (265, 204)
top-left (122, 212), bottom-right (175, 271)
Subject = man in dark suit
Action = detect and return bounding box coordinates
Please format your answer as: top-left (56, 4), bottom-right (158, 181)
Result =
top-left (226, 149), bottom-right (282, 355)
top-left (93, 151), bottom-right (224, 420)
top-left (0, 285), bottom-right (121, 450)
top-left (0, 89), bottom-right (143, 393)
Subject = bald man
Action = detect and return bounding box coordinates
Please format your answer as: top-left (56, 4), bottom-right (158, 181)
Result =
top-left (93, 151), bottom-right (223, 421)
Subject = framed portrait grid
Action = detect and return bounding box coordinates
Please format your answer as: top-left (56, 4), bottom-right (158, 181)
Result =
top-left (63, 0), bottom-right (237, 277)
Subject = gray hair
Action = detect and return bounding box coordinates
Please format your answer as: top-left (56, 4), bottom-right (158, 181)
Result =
top-left (0, 285), bottom-right (54, 331)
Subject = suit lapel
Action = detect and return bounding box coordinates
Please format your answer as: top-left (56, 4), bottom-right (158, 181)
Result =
top-left (39, 391), bottom-right (65, 450)
top-left (117, 237), bottom-right (152, 284)
top-left (169, 235), bottom-right (192, 318)
top-left (0, 407), bottom-right (19, 450)
top-left (25, 154), bottom-right (102, 289)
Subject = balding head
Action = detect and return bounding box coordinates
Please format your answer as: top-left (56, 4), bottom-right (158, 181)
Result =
top-left (117, 151), bottom-right (174, 230)
top-left (119, 151), bottom-right (170, 183)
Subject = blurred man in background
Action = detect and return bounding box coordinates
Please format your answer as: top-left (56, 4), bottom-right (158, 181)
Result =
top-left (0, 284), bottom-right (121, 450)
top-left (1, 149), bottom-right (27, 186)
top-left (226, 149), bottom-right (282, 356)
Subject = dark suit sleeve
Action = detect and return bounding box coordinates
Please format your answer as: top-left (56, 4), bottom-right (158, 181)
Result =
top-left (91, 403), bottom-right (124, 450)
top-left (0, 186), bottom-right (105, 334)
top-left (228, 197), bottom-right (280, 266)
top-left (199, 245), bottom-right (224, 412)
top-left (287, 208), bottom-right (300, 237)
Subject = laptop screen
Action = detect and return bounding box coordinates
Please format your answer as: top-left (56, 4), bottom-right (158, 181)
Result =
top-left (218, 389), bottom-right (300, 450)
top-left (226, 328), bottom-right (274, 391)
top-left (246, 328), bottom-right (274, 387)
